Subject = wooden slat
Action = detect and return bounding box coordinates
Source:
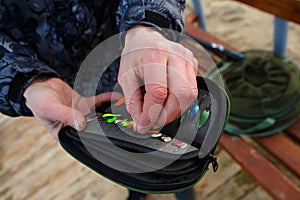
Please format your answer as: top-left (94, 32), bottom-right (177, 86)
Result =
top-left (220, 133), bottom-right (300, 200)
top-left (194, 150), bottom-right (242, 198)
top-left (286, 119), bottom-right (300, 141)
top-left (206, 171), bottom-right (257, 200)
top-left (185, 13), bottom-right (200, 24)
top-left (233, 0), bottom-right (300, 24)
top-left (254, 133), bottom-right (300, 179)
top-left (185, 23), bottom-right (238, 58)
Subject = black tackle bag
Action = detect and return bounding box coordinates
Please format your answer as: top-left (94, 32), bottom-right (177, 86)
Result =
top-left (58, 77), bottom-right (229, 194)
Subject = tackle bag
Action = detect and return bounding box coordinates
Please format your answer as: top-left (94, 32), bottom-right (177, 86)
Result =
top-left (58, 77), bottom-right (229, 193)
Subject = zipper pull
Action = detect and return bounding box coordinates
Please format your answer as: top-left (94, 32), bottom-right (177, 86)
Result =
top-left (209, 153), bottom-right (219, 172)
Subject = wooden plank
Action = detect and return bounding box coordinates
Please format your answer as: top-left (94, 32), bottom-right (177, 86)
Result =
top-left (243, 186), bottom-right (273, 200)
top-left (254, 133), bottom-right (300, 179)
top-left (29, 164), bottom-right (88, 200)
top-left (206, 171), bottom-right (256, 200)
top-left (185, 23), bottom-right (239, 59)
top-left (185, 13), bottom-right (200, 24)
top-left (61, 164), bottom-right (126, 200)
top-left (48, 171), bottom-right (93, 200)
top-left (82, 183), bottom-right (127, 200)
top-left (146, 194), bottom-right (174, 200)
top-left (219, 133), bottom-right (300, 200)
top-left (233, 0), bottom-right (300, 24)
top-left (286, 119), bottom-right (300, 141)
top-left (193, 150), bottom-right (242, 198)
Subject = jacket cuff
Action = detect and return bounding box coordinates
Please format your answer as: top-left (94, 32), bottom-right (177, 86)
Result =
top-left (117, 0), bottom-right (185, 41)
top-left (143, 0), bottom-right (185, 34)
top-left (138, 10), bottom-right (183, 42)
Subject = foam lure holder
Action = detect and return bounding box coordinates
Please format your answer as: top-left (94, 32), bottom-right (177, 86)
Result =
top-left (58, 77), bottom-right (229, 194)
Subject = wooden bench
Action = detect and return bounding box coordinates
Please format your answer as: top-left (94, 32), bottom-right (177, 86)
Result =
top-left (185, 1), bottom-right (300, 199)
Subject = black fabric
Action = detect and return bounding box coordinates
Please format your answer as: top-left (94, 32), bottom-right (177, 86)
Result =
top-left (58, 77), bottom-right (229, 193)
top-left (144, 11), bottom-right (171, 29)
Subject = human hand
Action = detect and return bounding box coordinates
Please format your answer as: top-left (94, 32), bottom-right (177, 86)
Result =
top-left (118, 26), bottom-right (198, 133)
top-left (24, 77), bottom-right (120, 140)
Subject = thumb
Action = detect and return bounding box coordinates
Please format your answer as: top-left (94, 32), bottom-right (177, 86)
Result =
top-left (48, 103), bottom-right (86, 131)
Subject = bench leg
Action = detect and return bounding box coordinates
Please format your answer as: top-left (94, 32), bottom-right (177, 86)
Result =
top-left (192, 0), bottom-right (207, 31)
top-left (274, 17), bottom-right (289, 56)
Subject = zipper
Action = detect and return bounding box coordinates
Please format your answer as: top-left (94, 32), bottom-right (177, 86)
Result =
top-left (208, 153), bottom-right (218, 172)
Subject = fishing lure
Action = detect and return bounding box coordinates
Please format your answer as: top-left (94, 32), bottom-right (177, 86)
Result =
top-left (97, 105), bottom-right (185, 146)
top-left (126, 124), bottom-right (133, 128)
top-left (151, 133), bottom-right (162, 138)
top-left (121, 120), bottom-right (133, 127)
top-left (172, 141), bottom-right (188, 149)
top-left (106, 117), bottom-right (117, 123)
top-left (189, 104), bottom-right (199, 121)
top-left (114, 97), bottom-right (125, 107)
top-left (198, 108), bottom-right (210, 128)
top-left (115, 119), bottom-right (123, 123)
top-left (102, 113), bottom-right (122, 118)
top-left (161, 136), bottom-right (172, 142)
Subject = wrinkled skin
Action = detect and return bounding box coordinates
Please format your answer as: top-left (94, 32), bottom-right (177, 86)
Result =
top-left (24, 77), bottom-right (121, 140)
top-left (119, 26), bottom-right (199, 133)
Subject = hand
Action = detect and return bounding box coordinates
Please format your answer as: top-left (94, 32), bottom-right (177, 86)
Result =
top-left (118, 26), bottom-right (198, 133)
top-left (24, 77), bottom-right (120, 140)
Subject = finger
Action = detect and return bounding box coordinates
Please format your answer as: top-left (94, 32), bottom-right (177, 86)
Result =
top-left (33, 114), bottom-right (63, 141)
top-left (44, 103), bottom-right (86, 131)
top-left (154, 54), bottom-right (186, 128)
top-left (192, 57), bottom-right (200, 76)
top-left (118, 57), bottom-right (143, 124)
top-left (154, 49), bottom-right (196, 128)
top-left (188, 52), bottom-right (199, 76)
top-left (153, 91), bottom-right (180, 128)
top-left (185, 56), bottom-right (199, 100)
top-left (137, 62), bottom-right (168, 132)
top-left (156, 61), bottom-right (198, 127)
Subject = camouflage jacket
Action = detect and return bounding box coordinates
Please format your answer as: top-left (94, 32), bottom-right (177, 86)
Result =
top-left (0, 0), bottom-right (185, 116)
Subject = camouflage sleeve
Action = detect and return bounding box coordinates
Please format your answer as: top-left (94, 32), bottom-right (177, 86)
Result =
top-left (116, 0), bottom-right (185, 40)
top-left (0, 32), bottom-right (58, 117)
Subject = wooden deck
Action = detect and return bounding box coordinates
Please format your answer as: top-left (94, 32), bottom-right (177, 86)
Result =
top-left (0, 114), bottom-right (272, 200)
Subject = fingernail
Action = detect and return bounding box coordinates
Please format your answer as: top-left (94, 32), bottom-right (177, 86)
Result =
top-left (133, 116), bottom-right (139, 132)
top-left (75, 119), bottom-right (86, 131)
top-left (79, 120), bottom-right (86, 131)
top-left (133, 121), bottom-right (138, 132)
